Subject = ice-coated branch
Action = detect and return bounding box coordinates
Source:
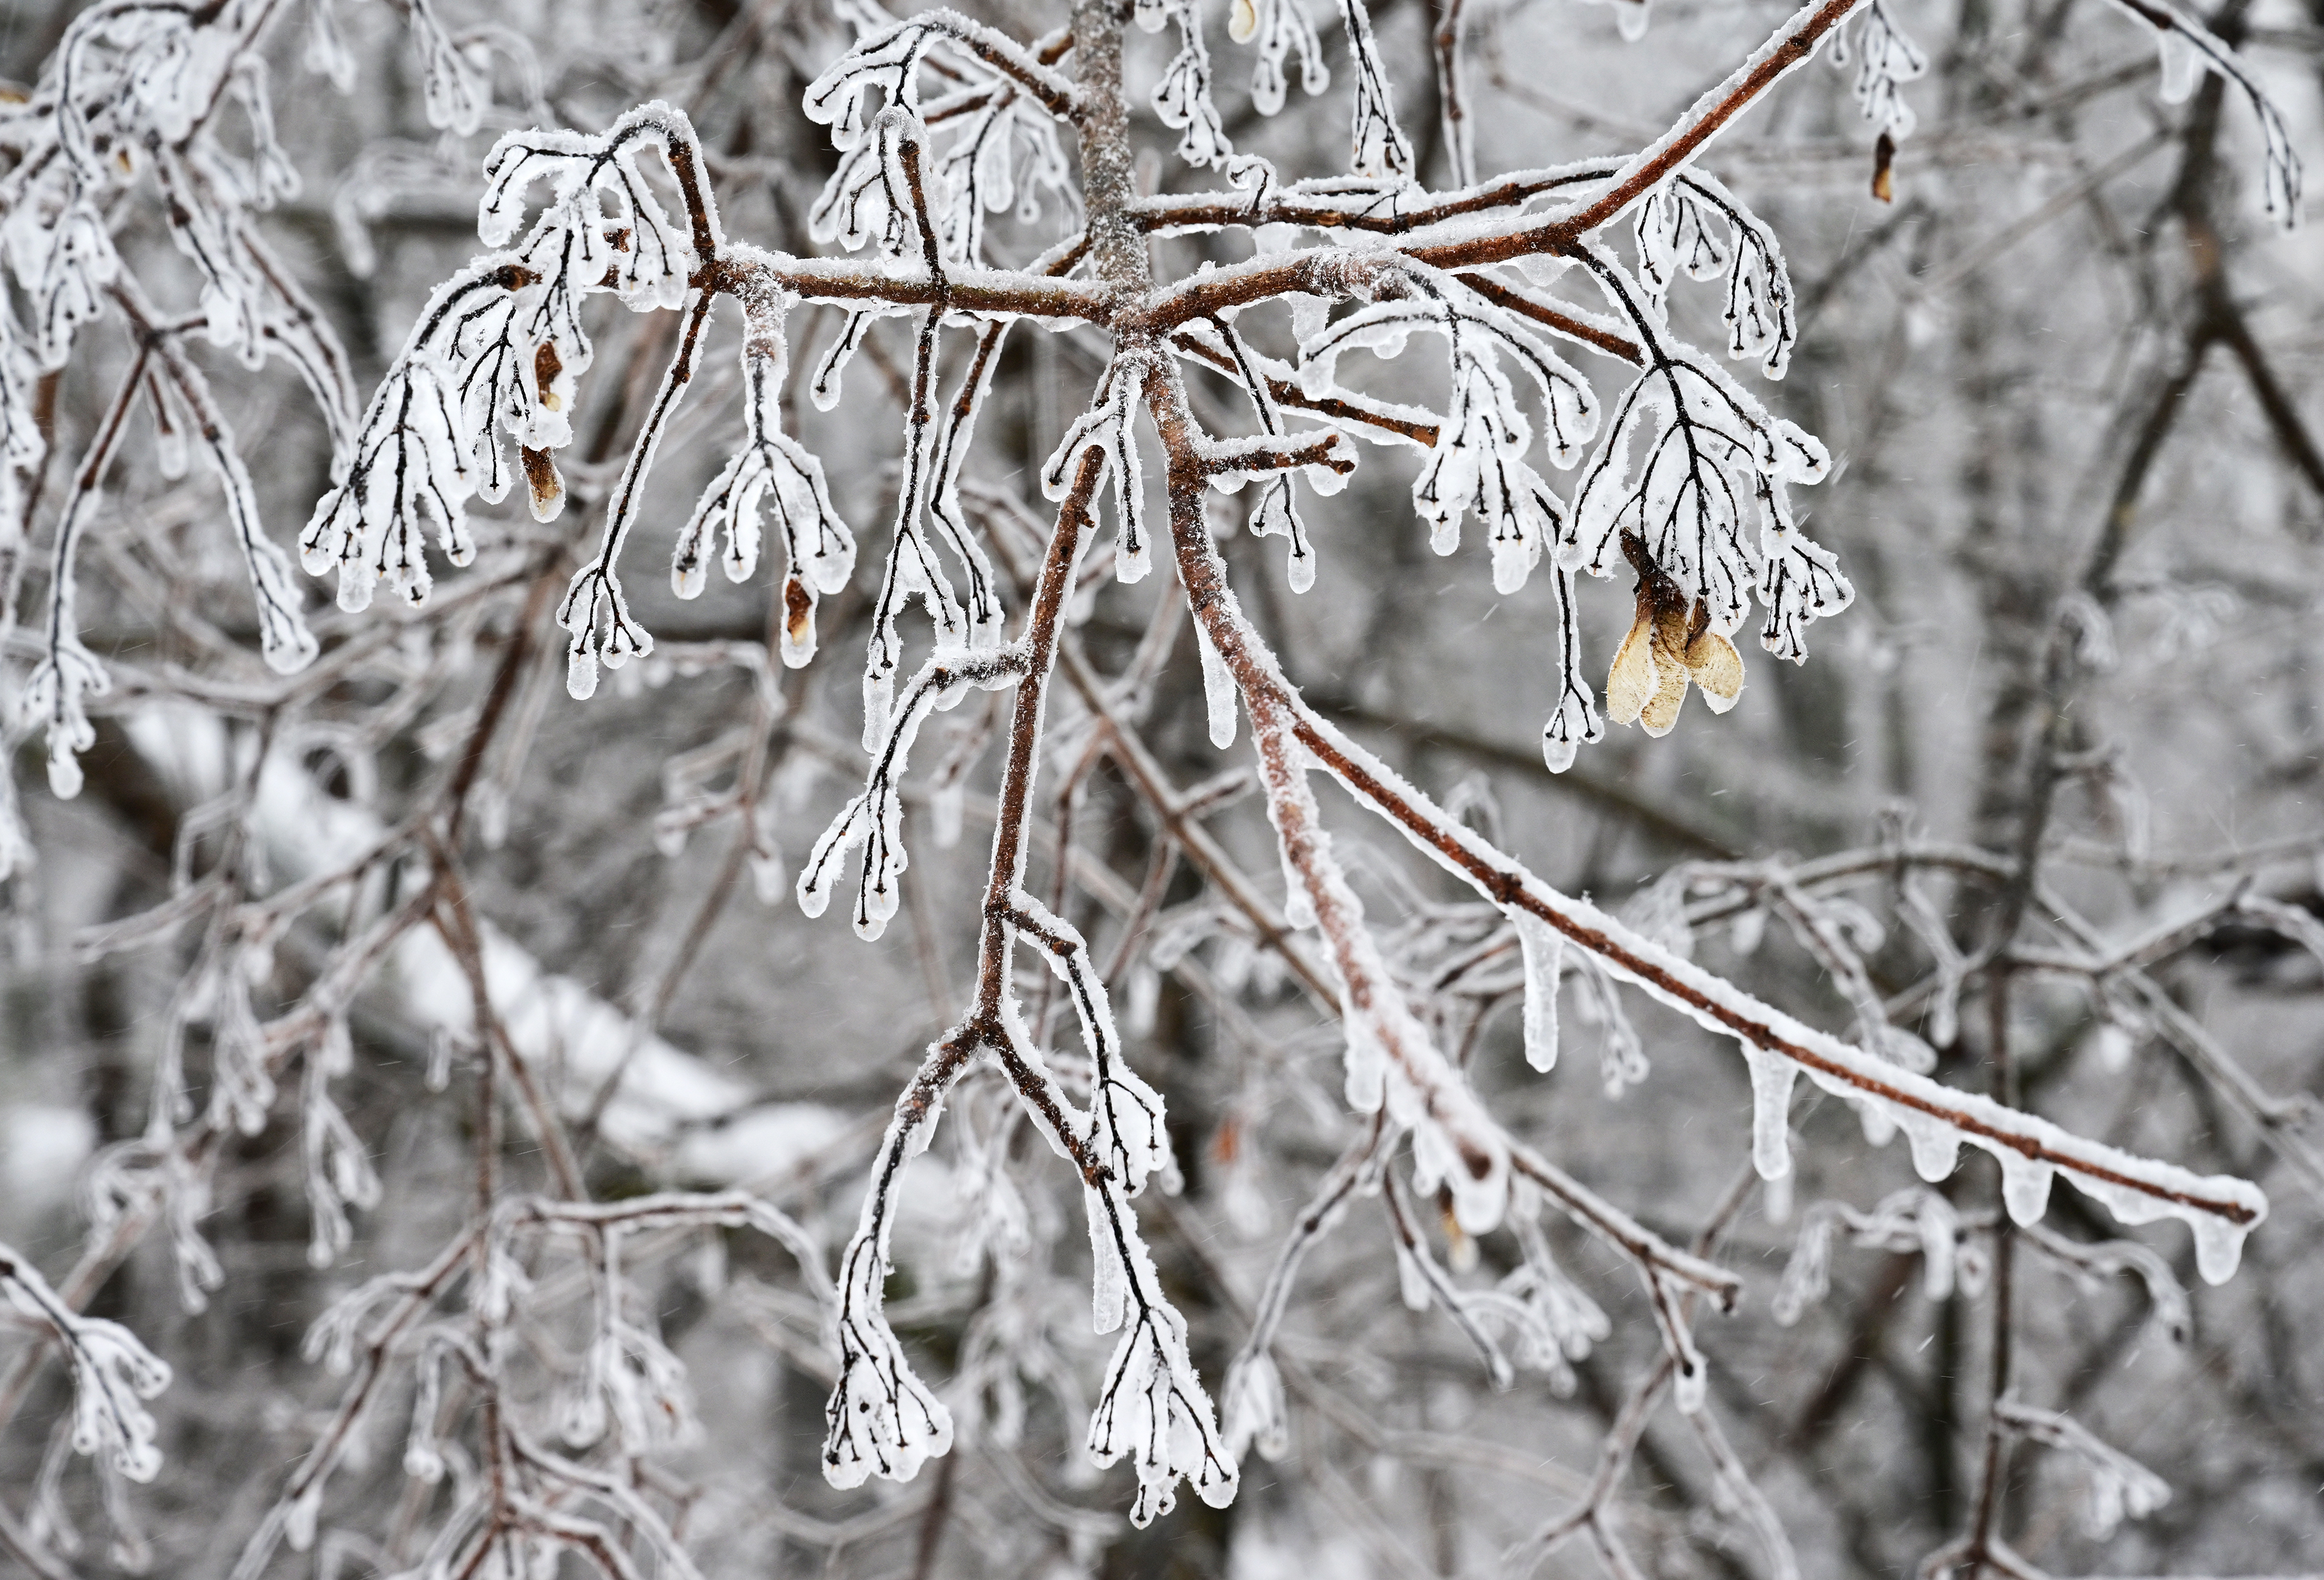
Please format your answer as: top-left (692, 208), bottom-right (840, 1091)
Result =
top-left (1328, 0), bottom-right (1416, 180)
top-left (801, 642), bottom-right (1032, 940)
top-left (2106, 0), bottom-right (2301, 226)
top-left (1992, 1398), bottom-right (2171, 1541)
top-left (673, 282), bottom-right (857, 668)
top-left (0, 1244), bottom-right (171, 1486)
top-left (558, 287), bottom-right (718, 699)
top-left (22, 345), bottom-right (146, 800)
top-left (1220, 1117), bottom-right (1387, 1459)
top-left (1139, 0), bottom-right (1230, 169)
top-left (816, 441), bottom-right (1102, 1493)
top-left (1166, 422), bottom-right (2266, 1277)
top-left (1078, 1163), bottom-right (1239, 1525)
top-left (1432, 0), bottom-right (1476, 189)
top-left (1042, 355), bottom-right (1156, 584)
top-left (1009, 893), bottom-right (1173, 1195)
top-left (804, 7), bottom-right (1082, 137)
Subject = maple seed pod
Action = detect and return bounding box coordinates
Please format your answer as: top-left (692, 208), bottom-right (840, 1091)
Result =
top-left (1607, 536), bottom-right (1745, 733)
top-left (520, 445), bottom-right (565, 523)
top-left (1229, 0), bottom-right (1258, 43)
top-left (534, 341), bottom-right (564, 411)
top-left (1681, 620), bottom-right (1746, 715)
top-left (1872, 131), bottom-right (1897, 204)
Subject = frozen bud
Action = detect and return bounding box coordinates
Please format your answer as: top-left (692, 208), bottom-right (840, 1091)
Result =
top-left (521, 445), bottom-right (564, 522)
top-left (780, 575), bottom-right (818, 668)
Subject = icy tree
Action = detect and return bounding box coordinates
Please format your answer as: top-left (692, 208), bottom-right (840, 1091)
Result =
top-left (2, 0), bottom-right (2321, 1576)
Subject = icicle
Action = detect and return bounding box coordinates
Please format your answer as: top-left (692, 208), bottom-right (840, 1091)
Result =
top-left (1998, 1151), bottom-right (2053, 1226)
top-left (1511, 909), bottom-right (1564, 1072)
top-left (1195, 618), bottom-right (1237, 749)
top-left (1087, 1187), bottom-right (1129, 1333)
top-left (1742, 1047), bottom-right (1796, 1180)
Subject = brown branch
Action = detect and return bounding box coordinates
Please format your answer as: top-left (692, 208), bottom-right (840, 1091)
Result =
top-left (1454, 270), bottom-right (1643, 364)
top-left (1170, 330), bottom-right (1440, 446)
top-left (968, 447), bottom-right (1104, 1028)
top-left (1302, 692), bottom-right (1735, 857)
top-left (427, 840), bottom-right (587, 1202)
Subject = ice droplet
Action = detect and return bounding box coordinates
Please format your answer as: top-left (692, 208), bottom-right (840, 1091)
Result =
top-left (1899, 1109), bottom-right (1961, 1183)
top-left (2191, 1213), bottom-right (2245, 1285)
top-left (1394, 1237), bottom-right (1430, 1310)
top-left (285, 1481), bottom-right (323, 1551)
top-left (1999, 1150), bottom-right (2054, 1226)
top-left (1671, 1337), bottom-right (1706, 1412)
top-left (1856, 1095), bottom-right (1897, 1147)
